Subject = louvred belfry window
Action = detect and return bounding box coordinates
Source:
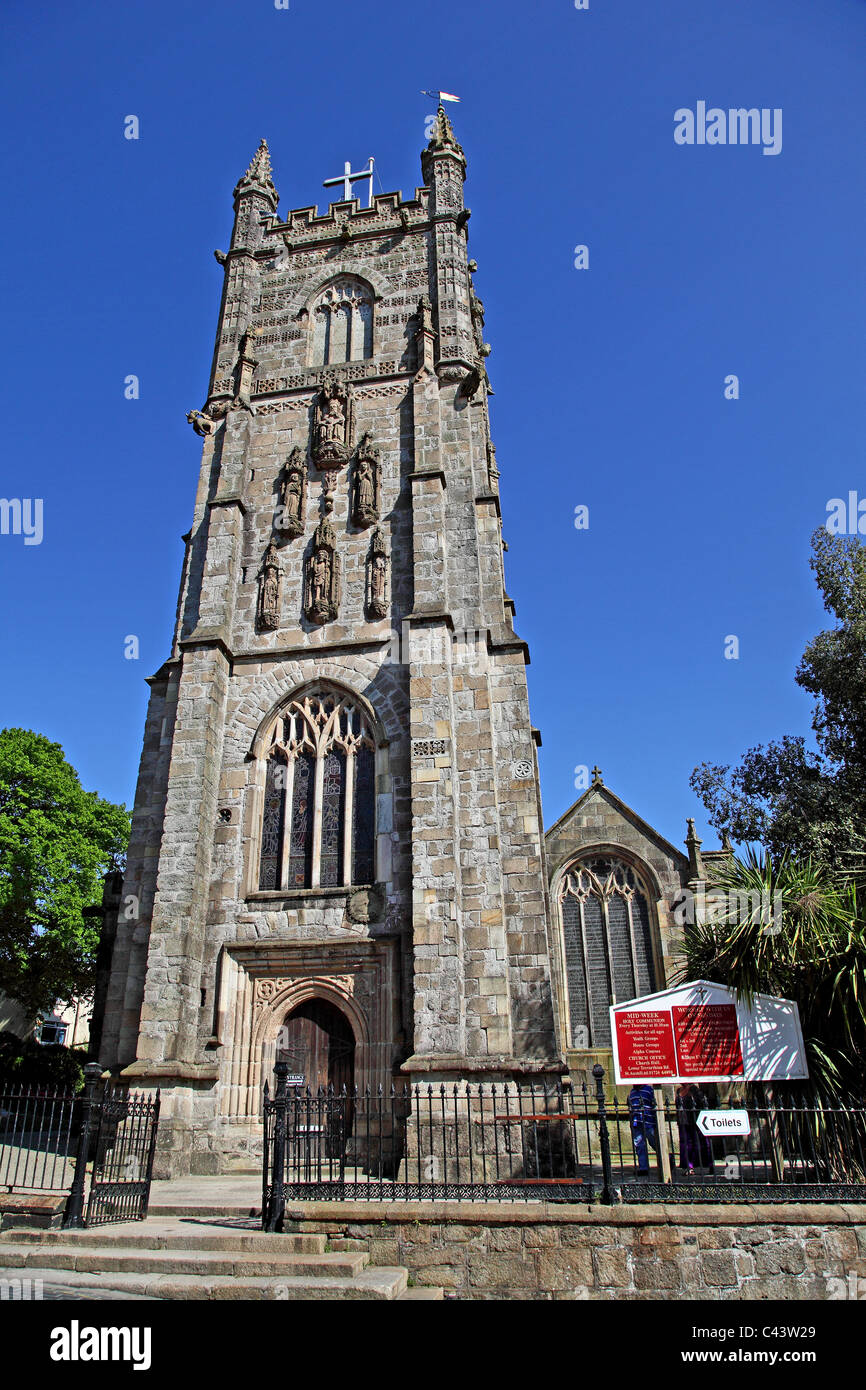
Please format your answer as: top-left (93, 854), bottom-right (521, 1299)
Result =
top-left (257, 688), bottom-right (377, 891)
top-left (558, 857), bottom-right (657, 1048)
top-left (311, 278), bottom-right (374, 366)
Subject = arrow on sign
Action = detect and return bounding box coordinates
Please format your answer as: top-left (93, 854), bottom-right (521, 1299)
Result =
top-left (697, 1109), bottom-right (750, 1137)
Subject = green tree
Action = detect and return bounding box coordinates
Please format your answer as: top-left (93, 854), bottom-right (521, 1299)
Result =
top-left (679, 849), bottom-right (866, 1099)
top-left (690, 529), bottom-right (866, 866)
top-left (0, 729), bottom-right (130, 1017)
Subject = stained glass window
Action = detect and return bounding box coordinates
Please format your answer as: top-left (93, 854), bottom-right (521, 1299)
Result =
top-left (287, 752), bottom-right (315, 888)
top-left (258, 688), bottom-right (377, 892)
top-left (608, 895), bottom-right (637, 1005)
top-left (632, 892), bottom-right (655, 996)
top-left (319, 749), bottom-right (346, 887)
top-left (583, 894), bottom-right (611, 1047)
top-left (561, 895), bottom-right (589, 1049)
top-left (558, 857), bottom-right (657, 1049)
top-left (352, 745), bottom-right (375, 884)
top-left (259, 755), bottom-right (286, 890)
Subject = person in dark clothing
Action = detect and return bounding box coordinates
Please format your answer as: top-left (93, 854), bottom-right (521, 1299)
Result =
top-left (627, 1083), bottom-right (659, 1175)
top-left (676, 1083), bottom-right (713, 1171)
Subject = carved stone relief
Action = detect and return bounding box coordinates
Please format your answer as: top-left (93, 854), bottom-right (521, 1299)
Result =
top-left (352, 433), bottom-right (380, 527)
top-left (365, 526), bottom-right (390, 621)
top-left (275, 446), bottom-right (307, 540)
top-left (256, 542), bottom-right (282, 632)
top-left (312, 376), bottom-right (354, 470)
top-left (304, 517), bottom-right (341, 625)
top-left (347, 888), bottom-right (384, 924)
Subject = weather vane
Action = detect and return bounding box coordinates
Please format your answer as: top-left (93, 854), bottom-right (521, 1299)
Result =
top-left (421, 89), bottom-right (461, 106)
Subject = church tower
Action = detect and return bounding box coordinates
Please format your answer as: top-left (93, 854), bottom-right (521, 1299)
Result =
top-left (98, 111), bottom-right (564, 1176)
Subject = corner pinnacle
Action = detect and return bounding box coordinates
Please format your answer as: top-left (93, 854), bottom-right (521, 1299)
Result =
top-left (234, 138), bottom-right (279, 206)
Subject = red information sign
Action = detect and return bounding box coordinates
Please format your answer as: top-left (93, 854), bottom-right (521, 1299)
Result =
top-left (672, 1003), bottom-right (744, 1078)
top-left (613, 1009), bottom-right (678, 1080)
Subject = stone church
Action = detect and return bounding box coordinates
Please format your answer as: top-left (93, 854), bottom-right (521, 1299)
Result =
top-left (94, 110), bottom-right (722, 1176)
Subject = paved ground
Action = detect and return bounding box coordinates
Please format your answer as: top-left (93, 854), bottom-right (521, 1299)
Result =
top-left (149, 1174), bottom-right (262, 1212)
top-left (0, 1270), bottom-right (158, 1300)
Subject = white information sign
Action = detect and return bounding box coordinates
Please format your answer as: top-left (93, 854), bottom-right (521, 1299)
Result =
top-left (611, 979), bottom-right (809, 1085)
top-left (697, 1109), bottom-right (750, 1138)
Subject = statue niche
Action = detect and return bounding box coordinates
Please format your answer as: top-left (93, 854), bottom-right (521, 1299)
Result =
top-left (304, 517), bottom-right (341, 625)
top-left (256, 542), bottom-right (282, 632)
top-left (365, 526), bottom-right (390, 621)
top-left (312, 377), bottom-right (353, 470)
top-left (275, 447), bottom-right (307, 540)
top-left (352, 434), bottom-right (380, 528)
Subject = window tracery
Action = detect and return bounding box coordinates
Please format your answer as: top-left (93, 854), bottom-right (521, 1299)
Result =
top-left (558, 856), bottom-right (656, 1048)
top-left (311, 278), bottom-right (374, 366)
top-left (258, 688), bottom-right (377, 891)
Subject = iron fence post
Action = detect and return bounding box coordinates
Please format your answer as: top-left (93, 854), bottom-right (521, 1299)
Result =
top-left (593, 1063), bottom-right (615, 1205)
top-left (261, 1078), bottom-right (270, 1228)
top-left (266, 1060), bottom-right (289, 1232)
top-left (63, 1062), bottom-right (104, 1229)
top-left (140, 1089), bottom-right (161, 1219)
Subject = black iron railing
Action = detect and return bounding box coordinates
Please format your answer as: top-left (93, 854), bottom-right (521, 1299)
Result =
top-left (0, 1084), bottom-right (77, 1192)
top-left (261, 1061), bottom-right (866, 1226)
top-left (0, 1062), bottom-right (160, 1226)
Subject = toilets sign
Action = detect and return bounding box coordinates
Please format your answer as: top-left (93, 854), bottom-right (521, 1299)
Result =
top-left (697, 1109), bottom-right (751, 1138)
top-left (611, 980), bottom-right (808, 1085)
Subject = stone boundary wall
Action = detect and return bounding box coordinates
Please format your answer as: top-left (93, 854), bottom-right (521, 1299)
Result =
top-left (287, 1200), bottom-right (866, 1300)
top-left (0, 1195), bottom-right (65, 1232)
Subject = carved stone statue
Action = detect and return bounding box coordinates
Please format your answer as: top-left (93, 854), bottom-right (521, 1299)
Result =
top-left (365, 527), bottom-right (390, 621)
top-left (312, 377), bottom-right (353, 470)
top-left (233, 326), bottom-right (259, 414)
top-left (352, 434), bottom-right (380, 527)
top-left (256, 542), bottom-right (282, 632)
top-left (186, 409), bottom-right (215, 437)
top-left (304, 518), bottom-right (341, 625)
top-left (276, 447), bottom-right (306, 539)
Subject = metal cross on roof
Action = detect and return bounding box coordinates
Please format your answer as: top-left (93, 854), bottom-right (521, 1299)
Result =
top-left (323, 157), bottom-right (375, 208)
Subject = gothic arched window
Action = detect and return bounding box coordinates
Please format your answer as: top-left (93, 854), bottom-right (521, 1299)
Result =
top-left (257, 688), bottom-right (377, 891)
top-left (557, 856), bottom-right (657, 1049)
top-left (311, 278), bottom-right (374, 366)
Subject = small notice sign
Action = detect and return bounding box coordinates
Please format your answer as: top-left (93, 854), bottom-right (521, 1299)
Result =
top-left (697, 1109), bottom-right (750, 1137)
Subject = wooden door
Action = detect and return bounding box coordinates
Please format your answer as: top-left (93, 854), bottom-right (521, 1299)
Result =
top-left (279, 999), bottom-right (355, 1092)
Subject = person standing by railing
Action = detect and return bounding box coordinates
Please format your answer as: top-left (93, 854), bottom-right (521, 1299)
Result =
top-left (676, 1082), bottom-right (712, 1172)
top-left (628, 1083), bottom-right (659, 1175)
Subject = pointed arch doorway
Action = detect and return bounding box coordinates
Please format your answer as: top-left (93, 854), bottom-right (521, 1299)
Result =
top-left (278, 998), bottom-right (356, 1093)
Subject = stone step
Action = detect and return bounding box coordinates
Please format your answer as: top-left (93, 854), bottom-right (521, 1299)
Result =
top-left (149, 1206), bottom-right (262, 1219)
top-left (0, 1242), bottom-right (368, 1280)
top-left (0, 1264), bottom-right (409, 1301)
top-left (1, 1225), bottom-right (328, 1255)
top-left (397, 1286), bottom-right (446, 1300)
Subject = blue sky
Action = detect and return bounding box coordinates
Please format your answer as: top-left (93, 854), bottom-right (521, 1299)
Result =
top-left (1, 0), bottom-right (864, 852)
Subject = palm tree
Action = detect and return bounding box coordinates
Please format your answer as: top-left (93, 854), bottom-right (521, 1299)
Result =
top-left (677, 848), bottom-right (866, 1100)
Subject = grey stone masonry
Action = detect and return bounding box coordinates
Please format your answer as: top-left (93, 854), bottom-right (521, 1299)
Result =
top-left (291, 1201), bottom-right (866, 1301)
top-left (98, 112), bottom-right (563, 1176)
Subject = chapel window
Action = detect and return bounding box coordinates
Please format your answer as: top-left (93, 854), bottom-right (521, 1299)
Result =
top-left (558, 856), bottom-right (657, 1048)
top-left (258, 688), bottom-right (377, 891)
top-left (311, 278), bottom-right (374, 366)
